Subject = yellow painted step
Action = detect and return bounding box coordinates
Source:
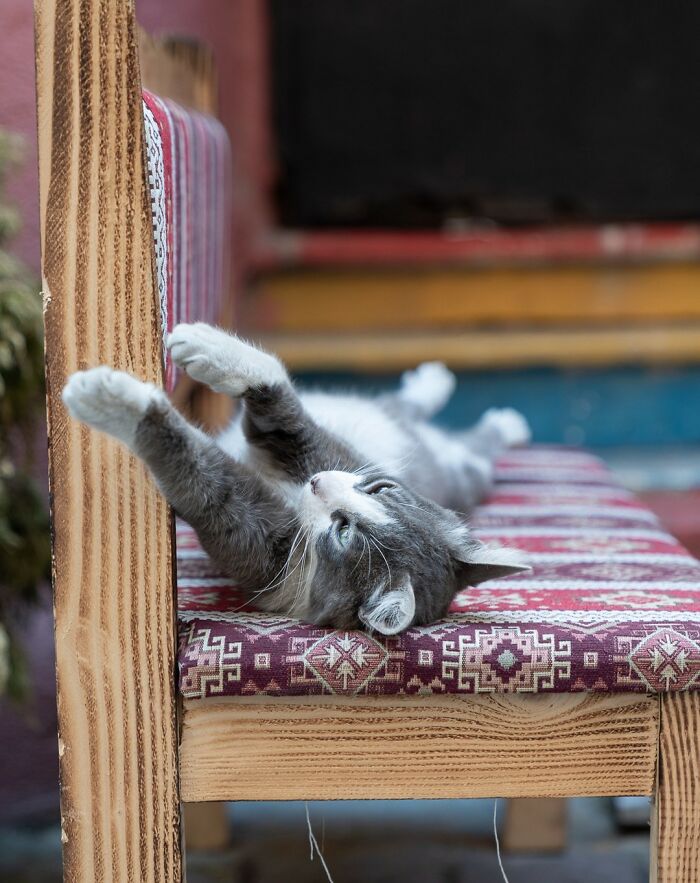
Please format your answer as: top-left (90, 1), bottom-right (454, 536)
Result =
top-left (243, 263), bottom-right (700, 333)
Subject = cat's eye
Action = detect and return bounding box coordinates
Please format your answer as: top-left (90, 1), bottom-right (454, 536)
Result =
top-left (334, 518), bottom-right (352, 546)
top-left (365, 480), bottom-right (396, 495)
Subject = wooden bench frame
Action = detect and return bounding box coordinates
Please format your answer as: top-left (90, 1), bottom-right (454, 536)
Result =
top-left (35, 1), bottom-right (700, 880)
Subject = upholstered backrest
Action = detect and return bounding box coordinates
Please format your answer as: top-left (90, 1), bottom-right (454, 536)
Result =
top-left (142, 90), bottom-right (232, 389)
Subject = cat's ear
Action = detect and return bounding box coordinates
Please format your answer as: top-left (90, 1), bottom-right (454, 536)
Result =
top-left (453, 536), bottom-right (531, 587)
top-left (359, 576), bottom-right (415, 636)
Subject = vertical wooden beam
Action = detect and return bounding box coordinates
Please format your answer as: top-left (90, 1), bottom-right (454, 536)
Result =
top-left (35, 1), bottom-right (182, 880)
top-left (652, 693), bottom-right (700, 882)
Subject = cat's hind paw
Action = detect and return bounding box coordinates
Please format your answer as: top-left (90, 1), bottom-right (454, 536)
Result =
top-left (400, 361), bottom-right (456, 417)
top-left (62, 367), bottom-right (165, 446)
top-left (167, 322), bottom-right (288, 396)
top-left (479, 407), bottom-right (531, 448)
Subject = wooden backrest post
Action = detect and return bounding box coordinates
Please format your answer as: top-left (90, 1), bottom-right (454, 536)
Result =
top-left (35, 1), bottom-right (182, 879)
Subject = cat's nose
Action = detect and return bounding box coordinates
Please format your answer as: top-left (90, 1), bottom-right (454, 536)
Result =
top-left (310, 475), bottom-right (320, 495)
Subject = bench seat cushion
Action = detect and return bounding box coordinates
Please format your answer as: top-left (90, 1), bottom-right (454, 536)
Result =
top-left (177, 447), bottom-right (700, 699)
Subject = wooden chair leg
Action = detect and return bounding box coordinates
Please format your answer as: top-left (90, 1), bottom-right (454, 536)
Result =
top-left (502, 798), bottom-right (568, 853)
top-left (651, 693), bottom-right (700, 882)
top-left (35, 0), bottom-right (183, 879)
top-left (184, 802), bottom-right (231, 851)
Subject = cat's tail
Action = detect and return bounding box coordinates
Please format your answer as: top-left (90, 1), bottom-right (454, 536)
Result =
top-left (397, 361), bottom-right (456, 419)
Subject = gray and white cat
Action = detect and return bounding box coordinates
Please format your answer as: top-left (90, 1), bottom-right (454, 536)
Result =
top-left (62, 322), bottom-right (531, 635)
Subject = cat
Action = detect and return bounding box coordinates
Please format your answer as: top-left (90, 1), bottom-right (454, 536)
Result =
top-left (62, 322), bottom-right (531, 635)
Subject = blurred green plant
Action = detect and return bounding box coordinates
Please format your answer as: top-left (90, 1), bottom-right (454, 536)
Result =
top-left (0, 129), bottom-right (50, 699)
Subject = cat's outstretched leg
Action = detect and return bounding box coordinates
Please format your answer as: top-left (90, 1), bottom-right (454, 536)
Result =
top-left (394, 361), bottom-right (456, 420)
top-left (167, 323), bottom-right (359, 480)
top-left (62, 367), bottom-right (293, 588)
top-left (460, 407), bottom-right (531, 457)
top-left (446, 408), bottom-right (531, 508)
top-left (167, 323), bottom-right (289, 397)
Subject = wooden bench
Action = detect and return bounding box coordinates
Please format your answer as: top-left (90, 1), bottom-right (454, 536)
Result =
top-left (35, 2), bottom-right (699, 880)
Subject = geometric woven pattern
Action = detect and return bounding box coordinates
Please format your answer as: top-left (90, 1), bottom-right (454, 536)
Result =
top-left (177, 447), bottom-right (700, 699)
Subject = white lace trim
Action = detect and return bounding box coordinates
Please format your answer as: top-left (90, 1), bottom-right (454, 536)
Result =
top-left (142, 100), bottom-right (169, 346)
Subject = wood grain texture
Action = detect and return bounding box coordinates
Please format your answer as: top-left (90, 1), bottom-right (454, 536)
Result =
top-left (256, 325), bottom-right (700, 372)
top-left (245, 264), bottom-right (700, 333)
top-left (180, 693), bottom-right (659, 803)
top-left (35, 2), bottom-right (182, 880)
top-left (652, 693), bottom-right (700, 883)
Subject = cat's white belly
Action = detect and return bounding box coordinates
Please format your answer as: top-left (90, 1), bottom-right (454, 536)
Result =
top-left (216, 419), bottom-right (248, 460)
top-left (215, 392), bottom-right (414, 481)
top-left (414, 422), bottom-right (491, 479)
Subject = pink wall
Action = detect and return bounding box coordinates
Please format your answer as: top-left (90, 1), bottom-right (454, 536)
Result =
top-left (1, 0), bottom-right (41, 273)
top-left (0, 0), bottom-right (274, 277)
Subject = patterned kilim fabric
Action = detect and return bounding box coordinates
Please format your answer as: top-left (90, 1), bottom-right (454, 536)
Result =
top-left (142, 90), bottom-right (232, 390)
top-left (177, 447), bottom-right (700, 699)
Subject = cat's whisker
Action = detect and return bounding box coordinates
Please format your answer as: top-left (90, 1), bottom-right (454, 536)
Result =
top-left (370, 536), bottom-right (392, 589)
top-left (275, 530), bottom-right (310, 595)
top-left (350, 462), bottom-right (375, 477)
top-left (365, 533), bottom-right (406, 553)
top-left (350, 534), bottom-right (370, 577)
top-left (261, 526), bottom-right (305, 590)
top-left (237, 526), bottom-right (308, 611)
top-left (288, 530), bottom-right (314, 617)
top-left (285, 525), bottom-right (313, 581)
top-left (390, 498), bottom-right (426, 514)
top-left (389, 449), bottom-right (417, 468)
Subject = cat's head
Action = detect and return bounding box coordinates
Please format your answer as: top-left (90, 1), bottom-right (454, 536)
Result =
top-left (296, 469), bottom-right (529, 635)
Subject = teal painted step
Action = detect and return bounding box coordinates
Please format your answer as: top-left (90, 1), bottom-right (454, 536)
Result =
top-left (293, 365), bottom-right (700, 448)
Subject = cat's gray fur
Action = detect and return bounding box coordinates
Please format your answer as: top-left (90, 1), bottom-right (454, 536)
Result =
top-left (62, 322), bottom-right (531, 635)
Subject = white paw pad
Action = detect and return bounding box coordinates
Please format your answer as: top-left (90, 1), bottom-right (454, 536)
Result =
top-left (481, 408), bottom-right (531, 447)
top-left (167, 323), bottom-right (287, 395)
top-left (401, 361), bottom-right (456, 413)
top-left (62, 367), bottom-right (163, 445)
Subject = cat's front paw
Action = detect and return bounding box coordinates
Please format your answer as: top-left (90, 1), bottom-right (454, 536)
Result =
top-left (62, 367), bottom-right (165, 446)
top-left (167, 323), bottom-right (288, 396)
top-left (480, 407), bottom-right (531, 448)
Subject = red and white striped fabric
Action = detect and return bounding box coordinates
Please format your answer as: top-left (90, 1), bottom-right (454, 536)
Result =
top-left (176, 447), bottom-right (700, 700)
top-left (142, 90), bottom-right (232, 389)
